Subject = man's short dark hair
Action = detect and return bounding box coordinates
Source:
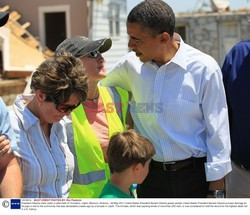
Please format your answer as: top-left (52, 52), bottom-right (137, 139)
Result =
top-left (127, 0), bottom-right (175, 37)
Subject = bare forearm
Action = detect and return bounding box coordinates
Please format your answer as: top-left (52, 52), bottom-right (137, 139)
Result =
top-left (209, 178), bottom-right (225, 190)
top-left (0, 153), bottom-right (23, 198)
top-left (207, 178), bottom-right (225, 198)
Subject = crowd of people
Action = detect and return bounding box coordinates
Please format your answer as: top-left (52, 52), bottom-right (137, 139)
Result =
top-left (0, 0), bottom-right (249, 198)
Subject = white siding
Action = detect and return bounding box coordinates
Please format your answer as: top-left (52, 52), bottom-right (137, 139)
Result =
top-left (91, 0), bottom-right (129, 72)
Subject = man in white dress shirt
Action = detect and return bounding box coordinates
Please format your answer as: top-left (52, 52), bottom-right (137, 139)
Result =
top-left (101, 0), bottom-right (231, 198)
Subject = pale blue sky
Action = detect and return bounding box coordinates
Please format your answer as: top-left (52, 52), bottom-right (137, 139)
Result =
top-left (127, 0), bottom-right (250, 13)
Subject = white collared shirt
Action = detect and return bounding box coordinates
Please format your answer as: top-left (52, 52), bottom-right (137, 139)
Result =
top-left (9, 94), bottom-right (74, 198)
top-left (101, 35), bottom-right (232, 181)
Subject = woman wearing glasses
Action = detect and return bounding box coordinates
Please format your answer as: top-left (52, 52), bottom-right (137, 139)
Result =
top-left (56, 36), bottom-right (131, 198)
top-left (9, 52), bottom-right (88, 198)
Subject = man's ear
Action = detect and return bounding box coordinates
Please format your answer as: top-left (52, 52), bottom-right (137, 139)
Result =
top-left (160, 32), bottom-right (171, 44)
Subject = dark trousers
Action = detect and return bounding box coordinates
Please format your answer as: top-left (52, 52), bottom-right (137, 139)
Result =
top-left (137, 157), bottom-right (209, 198)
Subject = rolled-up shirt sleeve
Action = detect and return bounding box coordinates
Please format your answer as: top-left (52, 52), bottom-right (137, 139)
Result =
top-left (202, 69), bottom-right (232, 181)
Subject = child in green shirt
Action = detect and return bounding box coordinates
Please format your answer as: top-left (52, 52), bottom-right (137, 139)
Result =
top-left (99, 129), bottom-right (155, 198)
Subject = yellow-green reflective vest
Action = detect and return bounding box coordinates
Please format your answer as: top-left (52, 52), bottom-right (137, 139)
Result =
top-left (69, 86), bottom-right (129, 198)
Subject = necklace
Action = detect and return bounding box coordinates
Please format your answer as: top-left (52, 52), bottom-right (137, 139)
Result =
top-left (86, 93), bottom-right (99, 103)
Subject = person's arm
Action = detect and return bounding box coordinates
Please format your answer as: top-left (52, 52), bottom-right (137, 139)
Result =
top-left (202, 67), bottom-right (232, 191)
top-left (207, 178), bottom-right (225, 198)
top-left (0, 152), bottom-right (23, 197)
top-left (0, 98), bottom-right (17, 152)
top-left (100, 52), bottom-right (139, 91)
top-left (101, 66), bottom-right (129, 89)
top-left (0, 98), bottom-right (22, 197)
top-left (221, 51), bottom-right (233, 125)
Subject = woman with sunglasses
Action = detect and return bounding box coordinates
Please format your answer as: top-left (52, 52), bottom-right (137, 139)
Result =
top-left (9, 51), bottom-right (88, 198)
top-left (56, 36), bottom-right (131, 198)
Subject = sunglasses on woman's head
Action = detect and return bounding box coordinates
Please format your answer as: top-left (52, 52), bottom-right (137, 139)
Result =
top-left (46, 96), bottom-right (80, 113)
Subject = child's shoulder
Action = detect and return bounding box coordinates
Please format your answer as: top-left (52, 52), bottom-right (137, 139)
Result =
top-left (99, 182), bottom-right (135, 198)
top-left (99, 182), bottom-right (118, 198)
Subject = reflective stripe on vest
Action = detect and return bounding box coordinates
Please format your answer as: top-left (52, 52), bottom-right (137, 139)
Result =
top-left (107, 86), bottom-right (129, 126)
top-left (70, 86), bottom-right (128, 198)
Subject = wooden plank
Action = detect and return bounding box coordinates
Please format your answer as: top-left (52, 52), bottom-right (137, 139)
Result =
top-left (24, 37), bottom-right (39, 48)
top-left (0, 5), bottom-right (10, 12)
top-left (22, 22), bottom-right (30, 29)
top-left (2, 70), bottom-right (32, 79)
top-left (0, 79), bottom-right (27, 96)
top-left (9, 11), bottom-right (21, 22)
top-left (11, 26), bottom-right (26, 37)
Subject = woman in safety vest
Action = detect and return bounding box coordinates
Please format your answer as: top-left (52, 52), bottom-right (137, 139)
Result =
top-left (56, 36), bottom-right (132, 198)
